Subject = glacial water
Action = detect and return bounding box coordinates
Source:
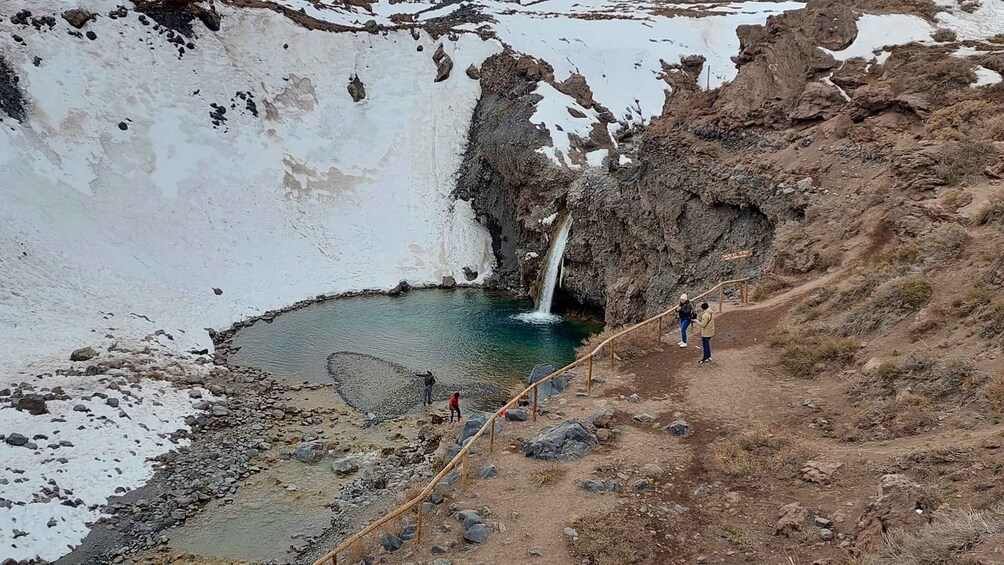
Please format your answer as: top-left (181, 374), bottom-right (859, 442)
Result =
top-left (230, 288), bottom-right (599, 412)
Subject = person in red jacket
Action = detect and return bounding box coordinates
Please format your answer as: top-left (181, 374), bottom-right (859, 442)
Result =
top-left (448, 392), bottom-right (461, 422)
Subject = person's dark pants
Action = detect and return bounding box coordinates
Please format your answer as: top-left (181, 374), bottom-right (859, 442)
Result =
top-left (701, 337), bottom-right (712, 361)
top-left (680, 319), bottom-right (691, 344)
top-left (450, 406), bottom-right (461, 422)
top-left (423, 385), bottom-right (433, 406)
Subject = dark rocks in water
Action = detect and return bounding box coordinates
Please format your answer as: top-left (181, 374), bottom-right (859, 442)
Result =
top-left (62, 9), bottom-right (93, 29)
top-left (388, 280), bottom-right (410, 295)
top-left (462, 266), bottom-right (478, 281)
top-left (5, 433), bottom-right (28, 447)
top-left (0, 55), bottom-right (27, 122)
top-left (442, 275), bottom-right (457, 288)
top-left (295, 441), bottom-right (326, 463)
top-left (15, 394), bottom-right (47, 415)
top-left (212, 287), bottom-right (223, 295)
top-left (70, 347), bottom-right (97, 361)
top-left (347, 75), bottom-right (366, 102)
top-left (523, 420), bottom-right (596, 461)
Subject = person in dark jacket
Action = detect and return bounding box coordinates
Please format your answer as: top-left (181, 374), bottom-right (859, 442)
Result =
top-left (422, 371), bottom-right (436, 406)
top-left (677, 294), bottom-right (696, 348)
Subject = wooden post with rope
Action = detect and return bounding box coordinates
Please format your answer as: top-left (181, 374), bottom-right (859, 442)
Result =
top-left (416, 502), bottom-right (424, 543)
top-left (721, 249), bottom-right (753, 309)
top-left (461, 452), bottom-right (469, 489)
top-left (532, 384), bottom-right (538, 422)
top-left (656, 316), bottom-right (662, 344)
top-left (489, 416), bottom-right (495, 453)
top-left (609, 340), bottom-right (615, 368)
top-left (586, 355), bottom-right (593, 393)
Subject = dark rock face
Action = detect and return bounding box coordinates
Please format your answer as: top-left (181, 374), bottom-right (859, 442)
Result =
top-left (347, 75), bottom-right (366, 102)
top-left (523, 420), bottom-right (596, 461)
top-left (527, 364), bottom-right (569, 404)
top-left (0, 55), bottom-right (27, 122)
top-left (432, 44), bottom-right (453, 82)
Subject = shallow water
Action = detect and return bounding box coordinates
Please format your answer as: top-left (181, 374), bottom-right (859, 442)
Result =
top-left (231, 288), bottom-right (599, 411)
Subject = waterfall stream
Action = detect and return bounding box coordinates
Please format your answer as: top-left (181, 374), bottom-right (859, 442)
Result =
top-left (516, 214), bottom-right (572, 323)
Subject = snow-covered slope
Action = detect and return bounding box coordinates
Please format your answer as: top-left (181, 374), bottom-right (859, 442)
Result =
top-left (1, 3), bottom-right (500, 373)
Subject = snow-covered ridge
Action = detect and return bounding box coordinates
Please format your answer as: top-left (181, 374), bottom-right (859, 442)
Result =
top-left (1, 4), bottom-right (500, 374)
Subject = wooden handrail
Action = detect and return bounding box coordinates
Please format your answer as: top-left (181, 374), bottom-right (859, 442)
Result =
top-left (311, 278), bottom-right (750, 565)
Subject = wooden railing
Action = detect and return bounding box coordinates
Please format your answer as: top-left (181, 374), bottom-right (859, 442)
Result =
top-left (311, 278), bottom-right (751, 565)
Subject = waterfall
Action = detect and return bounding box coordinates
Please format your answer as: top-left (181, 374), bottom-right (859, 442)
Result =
top-left (535, 214), bottom-right (573, 314)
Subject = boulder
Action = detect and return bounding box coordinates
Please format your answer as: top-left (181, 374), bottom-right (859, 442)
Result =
top-left (432, 44), bottom-right (453, 82)
top-left (380, 533), bottom-right (403, 552)
top-left (465, 64), bottom-right (481, 80)
top-left (4, 433), bottom-right (28, 447)
top-left (456, 509), bottom-right (483, 530)
top-left (667, 419), bottom-right (689, 437)
top-left (442, 275), bottom-right (457, 288)
top-left (523, 420), bottom-right (597, 461)
top-left (458, 412), bottom-right (502, 446)
top-left (527, 364), bottom-right (570, 405)
top-left (581, 479), bottom-right (606, 493)
top-left (774, 502), bottom-right (810, 536)
top-left (388, 280), bottom-right (410, 295)
top-left (210, 404), bottom-right (230, 417)
top-left (478, 463), bottom-right (498, 479)
top-left (331, 457), bottom-right (359, 476)
top-left (801, 460), bottom-right (843, 485)
top-left (295, 441), bottom-right (326, 463)
top-left (504, 407), bottom-right (528, 422)
top-left (463, 523), bottom-right (489, 543)
top-left (15, 394), bottom-right (47, 416)
top-left (70, 347), bottom-right (97, 361)
top-left (633, 413), bottom-right (654, 423)
top-left (586, 407), bottom-right (614, 428)
top-left (62, 9), bottom-right (93, 28)
top-left (347, 75), bottom-right (366, 102)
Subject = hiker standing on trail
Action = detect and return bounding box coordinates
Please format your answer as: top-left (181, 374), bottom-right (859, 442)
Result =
top-left (678, 293), bottom-right (696, 348)
top-left (422, 370), bottom-right (435, 406)
top-left (448, 392), bottom-right (461, 422)
top-left (698, 302), bottom-right (715, 364)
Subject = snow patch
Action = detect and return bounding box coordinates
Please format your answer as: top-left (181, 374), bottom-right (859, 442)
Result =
top-left (822, 14), bottom-right (934, 62)
top-left (530, 83), bottom-right (605, 167)
top-left (973, 65), bottom-right (1004, 87)
top-left (936, 0), bottom-right (1004, 41)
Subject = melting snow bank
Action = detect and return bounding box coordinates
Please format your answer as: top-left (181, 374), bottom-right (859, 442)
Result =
top-left (0, 3), bottom-right (500, 376)
top-left (0, 348), bottom-right (217, 562)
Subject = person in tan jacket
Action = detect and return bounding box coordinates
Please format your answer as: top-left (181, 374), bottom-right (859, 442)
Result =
top-left (698, 302), bottom-right (715, 363)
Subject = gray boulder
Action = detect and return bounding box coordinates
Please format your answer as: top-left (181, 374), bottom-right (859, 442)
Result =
top-left (456, 509), bottom-right (483, 530)
top-left (331, 457), bottom-right (359, 476)
top-left (457, 412), bottom-right (502, 446)
top-left (15, 394), bottom-right (47, 415)
top-left (463, 523), bottom-right (489, 543)
top-left (505, 407), bottom-right (528, 422)
top-left (667, 419), bottom-right (689, 437)
top-left (295, 441), bottom-right (326, 463)
top-left (70, 347), bottom-right (97, 361)
top-left (4, 433), bottom-right (28, 447)
top-left (442, 275), bottom-right (457, 288)
top-left (62, 9), bottom-right (93, 28)
top-left (523, 420), bottom-right (597, 461)
top-left (586, 407), bottom-right (614, 428)
top-left (527, 364), bottom-right (570, 405)
top-left (478, 463), bottom-right (498, 479)
top-left (380, 533), bottom-right (403, 552)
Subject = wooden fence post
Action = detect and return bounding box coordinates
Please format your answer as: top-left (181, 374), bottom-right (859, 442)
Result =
top-left (656, 316), bottom-right (662, 344)
top-left (532, 384), bottom-right (539, 422)
top-left (461, 452), bottom-right (468, 488)
top-left (489, 416), bottom-right (495, 453)
top-left (417, 502), bottom-right (424, 543)
top-left (718, 285), bottom-right (724, 313)
top-left (587, 355), bottom-right (593, 393)
top-left (331, 555), bottom-right (337, 565)
top-left (609, 340), bottom-right (615, 368)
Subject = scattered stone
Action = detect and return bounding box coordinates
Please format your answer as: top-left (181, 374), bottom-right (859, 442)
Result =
top-left (595, 428), bottom-right (611, 442)
top-left (478, 463), bottom-right (498, 479)
top-left (347, 74), bottom-right (365, 102)
top-left (86, 30), bottom-right (97, 41)
top-left (819, 528), bottom-right (834, 541)
top-left (295, 441), bottom-right (326, 463)
top-left (331, 457), bottom-right (359, 476)
top-left (523, 420), bottom-right (597, 461)
top-left (105, 397), bottom-right (119, 408)
top-left (581, 479), bottom-right (606, 493)
top-left (117, 121), bottom-right (128, 131)
top-left (641, 463), bottom-right (664, 478)
top-left (210, 404), bottom-right (230, 417)
top-left (62, 9), bottom-right (93, 28)
top-left (4, 433), bottom-right (28, 447)
top-left (380, 533), bottom-right (403, 552)
top-left (432, 44), bottom-right (453, 82)
top-left (14, 394), bottom-right (47, 415)
top-left (505, 407), bottom-right (528, 422)
top-left (626, 393), bottom-right (640, 403)
top-left (465, 64), bottom-right (480, 80)
top-left (667, 419), bottom-right (689, 437)
top-left (802, 460), bottom-right (843, 485)
top-left (212, 287), bottom-right (223, 295)
top-left (70, 347), bottom-right (97, 361)
top-left (563, 527), bottom-right (578, 538)
top-left (463, 523), bottom-right (489, 543)
top-left (633, 413), bottom-right (653, 423)
top-left (587, 408), bottom-right (614, 428)
top-left (442, 275), bottom-right (456, 288)
top-left (774, 502), bottom-right (810, 536)
top-left (72, 404), bottom-right (89, 413)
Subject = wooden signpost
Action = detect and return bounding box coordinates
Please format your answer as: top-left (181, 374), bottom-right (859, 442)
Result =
top-left (722, 248), bottom-right (753, 304)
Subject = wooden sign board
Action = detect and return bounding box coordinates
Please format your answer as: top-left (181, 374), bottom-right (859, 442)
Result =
top-left (722, 249), bottom-right (753, 262)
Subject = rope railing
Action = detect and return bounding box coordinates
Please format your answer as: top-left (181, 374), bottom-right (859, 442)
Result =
top-left (312, 277), bottom-right (751, 565)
